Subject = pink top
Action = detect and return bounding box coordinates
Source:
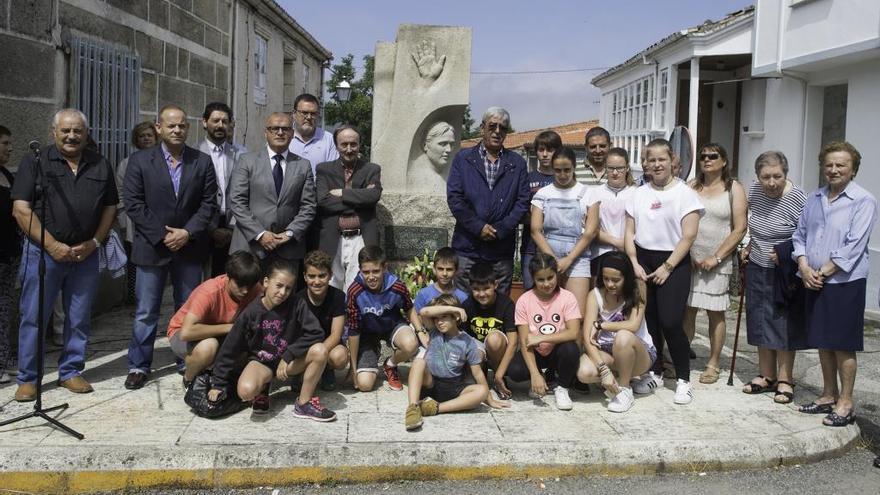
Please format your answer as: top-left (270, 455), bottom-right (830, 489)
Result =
top-left (515, 288), bottom-right (581, 356)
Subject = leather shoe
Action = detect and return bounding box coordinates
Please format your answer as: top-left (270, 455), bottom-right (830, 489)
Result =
top-left (14, 382), bottom-right (37, 402)
top-left (58, 375), bottom-right (94, 393)
top-left (124, 372), bottom-right (148, 390)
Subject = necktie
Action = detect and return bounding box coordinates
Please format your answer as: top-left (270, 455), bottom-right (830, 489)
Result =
top-left (272, 154), bottom-right (284, 197)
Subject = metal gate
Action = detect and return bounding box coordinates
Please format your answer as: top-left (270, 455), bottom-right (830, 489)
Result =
top-left (70, 38), bottom-right (141, 167)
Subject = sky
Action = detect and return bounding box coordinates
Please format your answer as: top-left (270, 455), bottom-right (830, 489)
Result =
top-left (279, 0), bottom-right (752, 132)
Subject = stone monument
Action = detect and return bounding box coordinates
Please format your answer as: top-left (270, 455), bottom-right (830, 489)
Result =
top-left (371, 24), bottom-right (472, 259)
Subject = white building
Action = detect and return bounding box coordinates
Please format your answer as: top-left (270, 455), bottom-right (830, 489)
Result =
top-left (593, 1), bottom-right (880, 312)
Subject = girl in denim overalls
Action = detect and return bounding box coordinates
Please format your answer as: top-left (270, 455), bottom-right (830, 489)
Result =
top-left (529, 147), bottom-right (599, 316)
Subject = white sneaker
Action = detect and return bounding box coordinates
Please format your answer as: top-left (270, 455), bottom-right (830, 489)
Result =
top-left (607, 387), bottom-right (634, 413)
top-left (0, 372), bottom-right (9, 384)
top-left (673, 379), bottom-right (694, 405)
top-left (631, 372), bottom-right (663, 395)
top-left (554, 386), bottom-right (573, 410)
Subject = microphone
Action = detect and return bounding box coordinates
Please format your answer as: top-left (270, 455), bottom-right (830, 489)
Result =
top-left (28, 140), bottom-right (41, 157)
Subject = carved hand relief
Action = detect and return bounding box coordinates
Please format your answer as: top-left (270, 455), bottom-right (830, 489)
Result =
top-left (411, 39), bottom-right (446, 81)
top-left (423, 121), bottom-right (456, 171)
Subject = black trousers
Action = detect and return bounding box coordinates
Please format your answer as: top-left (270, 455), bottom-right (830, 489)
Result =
top-left (506, 340), bottom-right (581, 388)
top-left (636, 246), bottom-right (691, 382)
top-left (210, 217), bottom-right (231, 278)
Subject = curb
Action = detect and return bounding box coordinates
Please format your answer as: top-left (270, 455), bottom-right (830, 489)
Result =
top-left (0, 425), bottom-right (860, 494)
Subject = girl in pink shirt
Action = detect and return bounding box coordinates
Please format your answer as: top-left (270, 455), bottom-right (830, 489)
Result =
top-left (505, 253), bottom-right (583, 410)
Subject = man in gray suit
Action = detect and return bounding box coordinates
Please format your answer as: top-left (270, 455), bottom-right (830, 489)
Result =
top-left (229, 112), bottom-right (316, 274)
top-left (199, 102), bottom-right (237, 277)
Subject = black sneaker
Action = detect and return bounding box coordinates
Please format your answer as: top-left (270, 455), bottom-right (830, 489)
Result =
top-left (251, 393), bottom-right (271, 414)
top-left (321, 368), bottom-right (336, 391)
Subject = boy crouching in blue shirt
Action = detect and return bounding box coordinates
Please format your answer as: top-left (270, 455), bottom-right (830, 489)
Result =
top-left (405, 294), bottom-right (508, 431)
top-left (346, 245), bottom-right (423, 392)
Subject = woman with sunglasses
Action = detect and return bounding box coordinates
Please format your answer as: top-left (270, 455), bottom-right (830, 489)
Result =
top-left (682, 144), bottom-right (747, 384)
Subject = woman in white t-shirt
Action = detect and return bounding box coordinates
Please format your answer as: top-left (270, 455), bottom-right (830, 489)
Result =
top-left (530, 147), bottom-right (599, 315)
top-left (624, 138), bottom-right (703, 405)
top-left (587, 147), bottom-right (637, 278)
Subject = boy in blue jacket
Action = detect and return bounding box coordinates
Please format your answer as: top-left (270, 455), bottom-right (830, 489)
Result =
top-left (346, 245), bottom-right (424, 392)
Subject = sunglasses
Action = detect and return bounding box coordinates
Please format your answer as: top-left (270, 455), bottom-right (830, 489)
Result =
top-left (485, 123), bottom-right (509, 133)
top-left (700, 153), bottom-right (720, 161)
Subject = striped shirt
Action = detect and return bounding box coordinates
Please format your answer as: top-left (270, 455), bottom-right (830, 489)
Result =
top-left (581, 163), bottom-right (607, 186)
top-left (746, 181), bottom-right (806, 268)
top-left (792, 181), bottom-right (878, 283)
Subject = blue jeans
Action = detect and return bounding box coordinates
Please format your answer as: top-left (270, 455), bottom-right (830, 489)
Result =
top-left (128, 261), bottom-right (202, 373)
top-left (17, 241), bottom-right (99, 384)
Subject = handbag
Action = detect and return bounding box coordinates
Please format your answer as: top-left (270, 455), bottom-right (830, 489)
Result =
top-left (184, 370), bottom-right (247, 419)
top-left (99, 229), bottom-right (127, 278)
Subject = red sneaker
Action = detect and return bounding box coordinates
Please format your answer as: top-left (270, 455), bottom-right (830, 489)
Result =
top-left (383, 360), bottom-right (403, 391)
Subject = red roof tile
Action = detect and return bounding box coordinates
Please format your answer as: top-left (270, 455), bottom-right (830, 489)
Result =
top-left (460, 119), bottom-right (599, 151)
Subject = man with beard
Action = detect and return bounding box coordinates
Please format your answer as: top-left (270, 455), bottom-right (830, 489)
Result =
top-left (289, 94), bottom-right (338, 180)
top-left (199, 102), bottom-right (236, 276)
top-left (11, 109), bottom-right (117, 400)
top-left (583, 126), bottom-right (611, 185)
top-left (123, 104), bottom-right (217, 390)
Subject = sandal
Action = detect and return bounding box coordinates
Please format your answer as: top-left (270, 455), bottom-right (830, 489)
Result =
top-left (742, 375), bottom-right (776, 394)
top-left (799, 400), bottom-right (836, 415)
top-left (822, 410), bottom-right (855, 427)
top-left (699, 365), bottom-right (720, 384)
top-left (773, 381), bottom-right (795, 404)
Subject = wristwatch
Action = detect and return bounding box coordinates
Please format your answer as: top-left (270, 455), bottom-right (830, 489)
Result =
top-left (714, 255), bottom-right (723, 265)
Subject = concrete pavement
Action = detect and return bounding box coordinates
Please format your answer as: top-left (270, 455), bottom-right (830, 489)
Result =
top-left (0, 295), bottom-right (866, 494)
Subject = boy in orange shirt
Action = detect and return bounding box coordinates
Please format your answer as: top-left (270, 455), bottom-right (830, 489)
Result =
top-left (167, 251), bottom-right (263, 387)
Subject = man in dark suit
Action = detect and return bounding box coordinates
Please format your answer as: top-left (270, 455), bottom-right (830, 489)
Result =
top-left (229, 112), bottom-right (316, 272)
top-left (123, 104), bottom-right (218, 390)
top-left (315, 125), bottom-right (382, 293)
top-left (198, 102), bottom-right (237, 277)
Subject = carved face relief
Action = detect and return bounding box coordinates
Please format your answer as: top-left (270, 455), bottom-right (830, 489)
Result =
top-left (423, 122), bottom-right (455, 170)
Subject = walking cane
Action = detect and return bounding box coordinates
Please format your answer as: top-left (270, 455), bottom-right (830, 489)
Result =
top-left (727, 262), bottom-right (747, 386)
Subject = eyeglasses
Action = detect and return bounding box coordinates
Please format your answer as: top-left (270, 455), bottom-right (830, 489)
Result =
top-left (700, 153), bottom-right (720, 161)
top-left (485, 123), bottom-right (509, 134)
top-left (295, 110), bottom-right (318, 119)
top-left (266, 126), bottom-right (293, 134)
top-left (607, 166), bottom-right (628, 174)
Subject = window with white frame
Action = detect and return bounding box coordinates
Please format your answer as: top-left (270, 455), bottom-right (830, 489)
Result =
top-left (659, 69), bottom-right (669, 128)
top-left (608, 74), bottom-right (655, 166)
top-left (254, 34), bottom-right (268, 105)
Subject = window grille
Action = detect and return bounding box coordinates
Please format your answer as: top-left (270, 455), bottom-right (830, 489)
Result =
top-left (70, 37), bottom-right (141, 168)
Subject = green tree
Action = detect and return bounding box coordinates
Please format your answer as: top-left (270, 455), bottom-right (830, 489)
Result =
top-left (461, 105), bottom-right (479, 139)
top-left (324, 54), bottom-right (374, 158)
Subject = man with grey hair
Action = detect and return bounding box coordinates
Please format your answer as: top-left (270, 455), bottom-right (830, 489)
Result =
top-left (446, 106), bottom-right (529, 293)
top-left (10, 109), bottom-right (118, 401)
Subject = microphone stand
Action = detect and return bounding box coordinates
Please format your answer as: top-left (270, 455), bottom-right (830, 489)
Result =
top-left (0, 144), bottom-right (83, 439)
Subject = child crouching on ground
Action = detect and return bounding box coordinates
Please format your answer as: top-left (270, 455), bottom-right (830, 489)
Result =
top-left (405, 294), bottom-right (508, 431)
top-left (208, 260), bottom-right (336, 421)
